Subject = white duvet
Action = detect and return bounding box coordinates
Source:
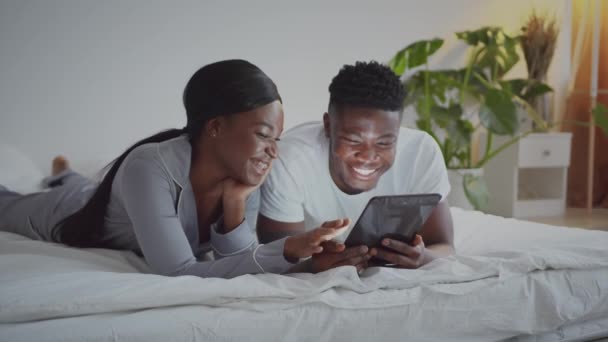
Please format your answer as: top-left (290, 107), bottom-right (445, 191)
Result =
top-left (1, 208), bottom-right (608, 342)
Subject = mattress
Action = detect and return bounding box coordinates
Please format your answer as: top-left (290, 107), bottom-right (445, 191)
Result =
top-left (1, 208), bottom-right (607, 341)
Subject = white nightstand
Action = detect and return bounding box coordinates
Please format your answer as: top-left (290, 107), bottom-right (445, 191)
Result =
top-left (484, 132), bottom-right (572, 218)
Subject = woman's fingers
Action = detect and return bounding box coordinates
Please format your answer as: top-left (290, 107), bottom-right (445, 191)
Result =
top-left (321, 218), bottom-right (345, 228)
top-left (311, 218), bottom-right (351, 243)
top-left (321, 218), bottom-right (351, 229)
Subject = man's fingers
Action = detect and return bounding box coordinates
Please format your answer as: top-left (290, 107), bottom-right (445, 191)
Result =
top-left (340, 246), bottom-right (369, 260)
top-left (355, 261), bottom-right (368, 273)
top-left (318, 246), bottom-right (369, 267)
top-left (373, 248), bottom-right (417, 268)
top-left (333, 253), bottom-right (372, 268)
top-left (380, 237), bottom-right (423, 258)
top-left (321, 240), bottom-right (345, 253)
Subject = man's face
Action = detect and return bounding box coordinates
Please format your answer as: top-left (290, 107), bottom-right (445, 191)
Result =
top-left (324, 105), bottom-right (401, 195)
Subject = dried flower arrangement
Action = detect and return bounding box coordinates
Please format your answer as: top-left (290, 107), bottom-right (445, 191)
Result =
top-left (520, 11), bottom-right (560, 124)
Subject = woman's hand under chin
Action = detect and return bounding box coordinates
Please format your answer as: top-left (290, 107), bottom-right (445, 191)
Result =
top-left (220, 177), bottom-right (265, 233)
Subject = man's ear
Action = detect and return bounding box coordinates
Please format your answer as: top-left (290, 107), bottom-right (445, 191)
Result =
top-left (323, 113), bottom-right (331, 138)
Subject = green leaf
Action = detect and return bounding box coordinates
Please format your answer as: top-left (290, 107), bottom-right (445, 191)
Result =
top-left (388, 39), bottom-right (444, 75)
top-left (501, 79), bottom-right (553, 104)
top-left (415, 118), bottom-right (432, 133)
top-left (430, 104), bottom-right (462, 128)
top-left (463, 173), bottom-right (489, 211)
top-left (501, 79), bottom-right (528, 96)
top-left (479, 88), bottom-right (518, 135)
top-left (592, 103), bottom-right (608, 136)
top-left (524, 82), bottom-right (553, 101)
top-left (456, 27), bottom-right (491, 45)
top-left (388, 50), bottom-right (407, 76)
top-left (415, 97), bottom-right (431, 120)
top-left (446, 119), bottom-right (474, 148)
top-left (459, 27), bottom-right (519, 80)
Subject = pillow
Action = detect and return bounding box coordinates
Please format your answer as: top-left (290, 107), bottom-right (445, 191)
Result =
top-left (0, 145), bottom-right (45, 194)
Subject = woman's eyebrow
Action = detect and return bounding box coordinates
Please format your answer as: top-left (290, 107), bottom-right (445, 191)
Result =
top-left (254, 122), bottom-right (275, 131)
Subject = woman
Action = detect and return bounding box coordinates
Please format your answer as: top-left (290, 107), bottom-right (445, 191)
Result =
top-left (0, 60), bottom-right (349, 278)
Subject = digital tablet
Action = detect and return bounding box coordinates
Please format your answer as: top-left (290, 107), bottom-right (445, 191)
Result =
top-left (343, 193), bottom-right (441, 247)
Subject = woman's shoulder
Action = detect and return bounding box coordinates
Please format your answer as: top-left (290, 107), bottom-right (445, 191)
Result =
top-left (117, 135), bottom-right (190, 187)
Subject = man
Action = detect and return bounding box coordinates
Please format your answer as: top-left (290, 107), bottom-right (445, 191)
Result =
top-left (258, 61), bottom-right (454, 273)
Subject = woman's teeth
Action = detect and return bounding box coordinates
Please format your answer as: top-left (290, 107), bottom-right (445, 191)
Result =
top-left (254, 161), bottom-right (269, 172)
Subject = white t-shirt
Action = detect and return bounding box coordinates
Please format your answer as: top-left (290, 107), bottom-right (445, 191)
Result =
top-left (260, 122), bottom-right (450, 239)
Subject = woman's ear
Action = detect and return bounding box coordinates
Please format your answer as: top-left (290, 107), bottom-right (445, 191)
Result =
top-left (205, 118), bottom-right (222, 138)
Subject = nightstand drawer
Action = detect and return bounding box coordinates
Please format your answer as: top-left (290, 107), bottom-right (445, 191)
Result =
top-left (517, 133), bottom-right (572, 168)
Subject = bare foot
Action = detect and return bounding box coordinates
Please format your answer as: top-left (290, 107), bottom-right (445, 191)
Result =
top-left (51, 155), bottom-right (70, 176)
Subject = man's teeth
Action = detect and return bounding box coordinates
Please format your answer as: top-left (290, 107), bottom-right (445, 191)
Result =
top-left (353, 167), bottom-right (375, 176)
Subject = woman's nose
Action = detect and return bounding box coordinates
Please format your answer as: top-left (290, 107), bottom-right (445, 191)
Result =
top-left (266, 140), bottom-right (278, 159)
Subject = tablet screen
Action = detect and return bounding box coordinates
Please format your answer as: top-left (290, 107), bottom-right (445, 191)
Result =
top-left (344, 194), bottom-right (441, 247)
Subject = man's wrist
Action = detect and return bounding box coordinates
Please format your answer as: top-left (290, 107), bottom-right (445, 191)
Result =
top-left (422, 244), bottom-right (454, 265)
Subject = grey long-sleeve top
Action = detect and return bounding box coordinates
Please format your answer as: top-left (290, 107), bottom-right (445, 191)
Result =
top-left (101, 135), bottom-right (293, 278)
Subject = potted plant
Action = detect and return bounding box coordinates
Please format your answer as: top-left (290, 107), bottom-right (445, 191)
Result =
top-left (388, 26), bottom-right (608, 212)
top-left (388, 27), bottom-right (551, 210)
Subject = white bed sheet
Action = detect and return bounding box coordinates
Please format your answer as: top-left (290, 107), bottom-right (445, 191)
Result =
top-left (1, 208), bottom-right (607, 341)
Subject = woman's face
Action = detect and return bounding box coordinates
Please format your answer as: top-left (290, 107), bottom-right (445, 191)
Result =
top-left (212, 100), bottom-right (284, 186)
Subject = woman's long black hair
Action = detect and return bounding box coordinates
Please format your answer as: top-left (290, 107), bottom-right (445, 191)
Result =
top-left (52, 59), bottom-right (281, 247)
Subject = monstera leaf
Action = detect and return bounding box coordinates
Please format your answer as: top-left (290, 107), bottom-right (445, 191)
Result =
top-left (479, 88), bottom-right (518, 135)
top-left (456, 27), bottom-right (520, 78)
top-left (501, 78), bottom-right (553, 104)
top-left (388, 39), bottom-right (444, 76)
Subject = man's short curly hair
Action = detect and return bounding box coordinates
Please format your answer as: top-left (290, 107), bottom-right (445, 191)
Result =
top-left (328, 61), bottom-right (405, 113)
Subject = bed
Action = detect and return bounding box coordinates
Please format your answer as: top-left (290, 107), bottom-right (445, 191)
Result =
top-left (1, 206), bottom-right (607, 342)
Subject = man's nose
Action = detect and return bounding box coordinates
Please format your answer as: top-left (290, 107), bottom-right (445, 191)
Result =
top-left (355, 144), bottom-right (379, 161)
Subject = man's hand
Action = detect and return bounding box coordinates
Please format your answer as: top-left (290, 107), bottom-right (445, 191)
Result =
top-left (370, 234), bottom-right (426, 269)
top-left (310, 240), bottom-right (372, 273)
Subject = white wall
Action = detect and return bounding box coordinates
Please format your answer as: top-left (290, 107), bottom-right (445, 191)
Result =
top-left (0, 0), bottom-right (569, 172)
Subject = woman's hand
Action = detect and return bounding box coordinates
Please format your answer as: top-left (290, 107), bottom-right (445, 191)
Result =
top-left (283, 219), bottom-right (351, 262)
top-left (220, 178), bottom-right (261, 233)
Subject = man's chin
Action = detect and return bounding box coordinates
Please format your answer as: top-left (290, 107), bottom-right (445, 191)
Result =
top-left (342, 180), bottom-right (378, 195)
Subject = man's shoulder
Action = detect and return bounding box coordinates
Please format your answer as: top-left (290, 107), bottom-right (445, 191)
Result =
top-left (277, 121), bottom-right (326, 164)
top-left (396, 127), bottom-right (439, 160)
top-left (398, 126), bottom-right (434, 146)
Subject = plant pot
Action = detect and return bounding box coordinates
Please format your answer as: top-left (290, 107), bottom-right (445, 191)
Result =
top-left (447, 168), bottom-right (483, 210)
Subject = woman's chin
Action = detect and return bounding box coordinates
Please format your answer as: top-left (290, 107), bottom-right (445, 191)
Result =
top-left (240, 172), bottom-right (264, 187)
